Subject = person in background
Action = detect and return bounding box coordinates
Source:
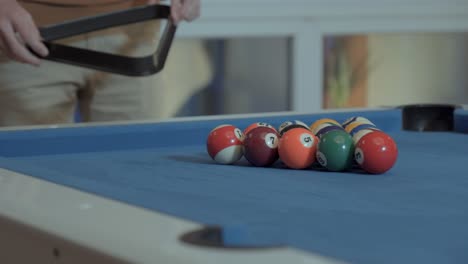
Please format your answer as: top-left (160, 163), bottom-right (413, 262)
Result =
top-left (0, 0), bottom-right (213, 126)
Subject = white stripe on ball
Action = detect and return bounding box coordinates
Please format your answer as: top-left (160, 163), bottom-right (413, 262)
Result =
top-left (214, 145), bottom-right (244, 164)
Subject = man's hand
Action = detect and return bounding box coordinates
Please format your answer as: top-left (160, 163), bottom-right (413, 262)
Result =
top-left (0, 0), bottom-right (48, 65)
top-left (148, 0), bottom-right (200, 24)
top-left (169, 0), bottom-right (200, 24)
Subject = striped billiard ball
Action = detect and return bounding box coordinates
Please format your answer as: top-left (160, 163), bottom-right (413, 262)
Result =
top-left (309, 118), bottom-right (341, 135)
top-left (206, 124), bottom-right (244, 164)
top-left (278, 120), bottom-right (309, 136)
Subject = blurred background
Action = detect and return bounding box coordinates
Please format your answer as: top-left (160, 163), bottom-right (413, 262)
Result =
top-left (162, 33), bottom-right (468, 117)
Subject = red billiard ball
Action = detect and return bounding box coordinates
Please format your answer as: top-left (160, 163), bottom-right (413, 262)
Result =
top-left (354, 130), bottom-right (398, 174)
top-left (243, 126), bottom-right (279, 167)
top-left (278, 128), bottom-right (318, 169)
top-left (243, 122), bottom-right (276, 135)
top-left (206, 124), bottom-right (244, 164)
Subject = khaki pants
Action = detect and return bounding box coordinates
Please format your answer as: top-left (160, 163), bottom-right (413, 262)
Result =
top-left (0, 22), bottom-right (213, 126)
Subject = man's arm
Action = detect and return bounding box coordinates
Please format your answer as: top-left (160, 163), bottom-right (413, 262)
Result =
top-left (0, 0), bottom-right (48, 65)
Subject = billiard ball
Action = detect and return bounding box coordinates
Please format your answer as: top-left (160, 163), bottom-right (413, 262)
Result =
top-left (206, 124), bottom-right (244, 164)
top-left (354, 130), bottom-right (398, 174)
top-left (342, 116), bottom-right (375, 129)
top-left (316, 130), bottom-right (355, 171)
top-left (313, 123), bottom-right (345, 139)
top-left (278, 128), bottom-right (318, 169)
top-left (345, 121), bottom-right (379, 136)
top-left (309, 118), bottom-right (341, 134)
top-left (278, 120), bottom-right (309, 136)
top-left (346, 124), bottom-right (380, 137)
top-left (244, 126), bottom-right (279, 167)
top-left (244, 122), bottom-right (276, 135)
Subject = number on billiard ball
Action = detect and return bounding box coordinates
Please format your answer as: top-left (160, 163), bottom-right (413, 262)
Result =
top-left (206, 124), bottom-right (244, 164)
top-left (243, 126), bottom-right (279, 167)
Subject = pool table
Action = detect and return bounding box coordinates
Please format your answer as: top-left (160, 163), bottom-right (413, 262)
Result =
top-left (0, 106), bottom-right (467, 264)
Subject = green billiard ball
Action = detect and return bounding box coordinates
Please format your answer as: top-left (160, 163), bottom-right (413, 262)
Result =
top-left (316, 130), bottom-right (355, 171)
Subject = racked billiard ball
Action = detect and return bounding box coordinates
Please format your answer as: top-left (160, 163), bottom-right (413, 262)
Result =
top-left (206, 124), bottom-right (244, 164)
top-left (342, 116), bottom-right (375, 129)
top-left (278, 120), bottom-right (309, 136)
top-left (244, 122), bottom-right (276, 135)
top-left (344, 120), bottom-right (379, 137)
top-left (347, 123), bottom-right (380, 138)
top-left (309, 118), bottom-right (341, 134)
top-left (316, 130), bottom-right (355, 171)
top-left (354, 130), bottom-right (398, 174)
top-left (313, 123), bottom-right (345, 139)
top-left (278, 127), bottom-right (318, 169)
top-left (244, 126), bottom-right (279, 167)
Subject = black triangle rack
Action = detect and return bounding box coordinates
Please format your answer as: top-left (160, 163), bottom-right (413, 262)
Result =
top-left (37, 4), bottom-right (176, 76)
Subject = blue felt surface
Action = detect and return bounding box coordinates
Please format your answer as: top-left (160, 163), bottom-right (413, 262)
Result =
top-left (0, 109), bottom-right (467, 264)
top-left (455, 108), bottom-right (468, 133)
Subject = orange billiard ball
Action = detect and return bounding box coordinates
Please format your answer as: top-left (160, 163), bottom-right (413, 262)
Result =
top-left (354, 130), bottom-right (398, 174)
top-left (278, 128), bottom-right (319, 169)
top-left (206, 124), bottom-right (244, 164)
